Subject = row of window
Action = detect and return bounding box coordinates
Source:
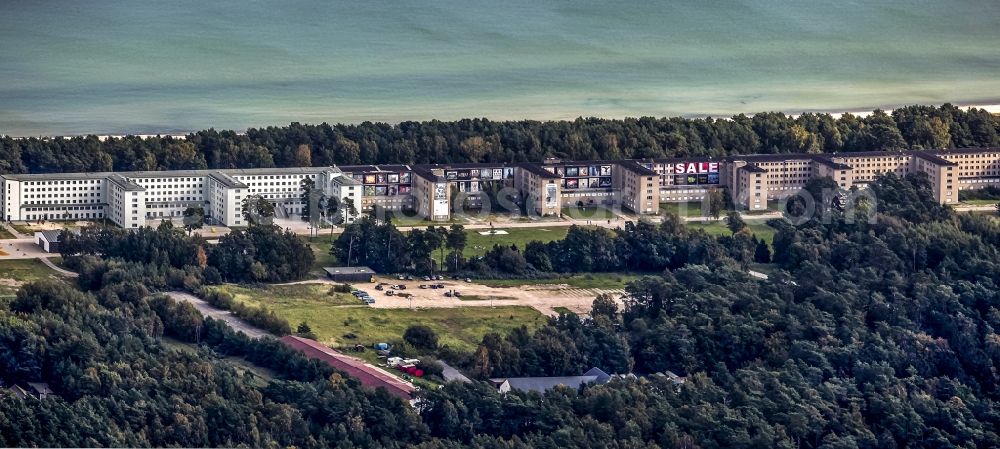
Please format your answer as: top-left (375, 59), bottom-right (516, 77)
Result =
top-left (21, 180), bottom-right (101, 185)
top-left (24, 212), bottom-right (104, 220)
top-left (25, 186), bottom-right (100, 192)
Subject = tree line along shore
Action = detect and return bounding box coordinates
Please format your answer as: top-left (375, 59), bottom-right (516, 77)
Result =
top-left (1, 104), bottom-right (997, 175)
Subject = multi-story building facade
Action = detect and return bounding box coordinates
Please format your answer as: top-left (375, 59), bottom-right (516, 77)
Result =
top-left (2, 148), bottom-right (998, 227)
top-left (1, 167), bottom-right (331, 227)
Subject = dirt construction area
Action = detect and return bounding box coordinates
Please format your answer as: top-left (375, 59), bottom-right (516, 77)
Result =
top-left (362, 276), bottom-right (625, 316)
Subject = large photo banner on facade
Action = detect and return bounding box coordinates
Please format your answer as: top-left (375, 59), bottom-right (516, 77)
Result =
top-left (669, 162), bottom-right (720, 185)
top-left (352, 170), bottom-right (413, 196)
top-left (560, 164), bottom-right (614, 190)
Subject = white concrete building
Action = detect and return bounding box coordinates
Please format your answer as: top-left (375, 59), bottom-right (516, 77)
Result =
top-left (326, 173), bottom-right (363, 224)
top-left (1, 167), bottom-right (337, 227)
top-left (4, 147), bottom-right (997, 227)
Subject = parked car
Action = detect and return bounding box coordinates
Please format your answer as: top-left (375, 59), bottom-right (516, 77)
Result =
top-left (419, 284), bottom-right (428, 289)
top-left (397, 285), bottom-right (406, 290)
top-left (374, 285), bottom-right (384, 291)
top-left (444, 291), bottom-right (453, 297)
top-left (423, 276), bottom-right (431, 281)
top-left (464, 278), bottom-right (472, 283)
top-left (454, 291), bottom-right (462, 297)
top-left (435, 283), bottom-right (445, 288)
top-left (397, 275), bottom-right (405, 280)
top-left (386, 290), bottom-right (394, 296)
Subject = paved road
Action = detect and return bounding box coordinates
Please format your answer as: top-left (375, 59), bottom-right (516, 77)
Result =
top-left (39, 257), bottom-right (78, 277)
top-left (1, 222), bottom-right (28, 239)
top-left (164, 291), bottom-right (271, 339)
top-left (0, 238), bottom-right (50, 260)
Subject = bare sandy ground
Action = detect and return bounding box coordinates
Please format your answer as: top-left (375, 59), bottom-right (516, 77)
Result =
top-left (357, 276), bottom-right (624, 316)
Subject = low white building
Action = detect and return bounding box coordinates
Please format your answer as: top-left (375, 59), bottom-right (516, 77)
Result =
top-left (34, 230), bottom-right (62, 253)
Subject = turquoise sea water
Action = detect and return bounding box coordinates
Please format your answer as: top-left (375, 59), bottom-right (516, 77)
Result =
top-left (1, 0), bottom-right (999, 135)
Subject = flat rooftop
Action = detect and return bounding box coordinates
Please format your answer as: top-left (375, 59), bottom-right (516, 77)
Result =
top-left (0, 166), bottom-right (334, 182)
top-left (323, 266), bottom-right (375, 275)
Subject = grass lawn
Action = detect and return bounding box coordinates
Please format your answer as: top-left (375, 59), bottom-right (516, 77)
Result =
top-left (749, 263), bottom-right (780, 276)
top-left (10, 224), bottom-right (33, 235)
top-left (960, 199), bottom-right (1000, 206)
top-left (464, 226), bottom-right (570, 257)
top-left (0, 259), bottom-right (66, 296)
top-left (307, 237), bottom-right (338, 269)
top-left (0, 228), bottom-right (14, 239)
top-left (161, 336), bottom-right (275, 387)
top-left (962, 211), bottom-right (1000, 219)
top-left (217, 283), bottom-right (545, 352)
top-left (686, 219), bottom-right (777, 244)
top-left (562, 206), bottom-right (618, 220)
top-left (309, 224), bottom-right (572, 264)
top-left (660, 202), bottom-right (779, 218)
top-left (660, 202), bottom-right (710, 217)
top-left (553, 307), bottom-right (574, 315)
top-left (477, 272), bottom-right (646, 290)
top-left (219, 283), bottom-right (363, 307)
top-left (387, 210), bottom-right (465, 228)
top-left (222, 356), bottom-right (277, 387)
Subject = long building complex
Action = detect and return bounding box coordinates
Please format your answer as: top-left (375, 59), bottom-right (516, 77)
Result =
top-left (2, 148), bottom-right (998, 227)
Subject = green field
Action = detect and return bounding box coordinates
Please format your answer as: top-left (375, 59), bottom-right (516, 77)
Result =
top-left (307, 237), bottom-right (338, 269)
top-left (686, 219), bottom-right (777, 244)
top-left (161, 336), bottom-right (275, 387)
top-left (962, 210), bottom-right (1000, 219)
top-left (386, 210), bottom-right (466, 228)
top-left (660, 202), bottom-right (711, 217)
top-left (219, 283), bottom-right (363, 307)
top-left (464, 226), bottom-right (570, 257)
top-left (0, 259), bottom-right (66, 296)
top-left (959, 199), bottom-right (1000, 206)
top-left (225, 283), bottom-right (544, 351)
top-left (660, 202), bottom-right (779, 218)
top-left (749, 263), bottom-right (780, 276)
top-left (562, 206), bottom-right (618, 220)
top-left (0, 228), bottom-right (14, 239)
top-left (477, 272), bottom-right (646, 289)
top-left (307, 225), bottom-right (573, 264)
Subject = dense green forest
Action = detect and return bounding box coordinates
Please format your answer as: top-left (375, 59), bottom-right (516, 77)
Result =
top-left (425, 173), bottom-right (1000, 447)
top-left (1, 104), bottom-right (998, 174)
top-left (331, 214), bottom-right (761, 276)
top-left (60, 221), bottom-right (315, 285)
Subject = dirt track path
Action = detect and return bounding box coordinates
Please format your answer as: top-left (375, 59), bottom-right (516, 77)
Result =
top-left (40, 257), bottom-right (78, 277)
top-left (165, 291), bottom-right (270, 339)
